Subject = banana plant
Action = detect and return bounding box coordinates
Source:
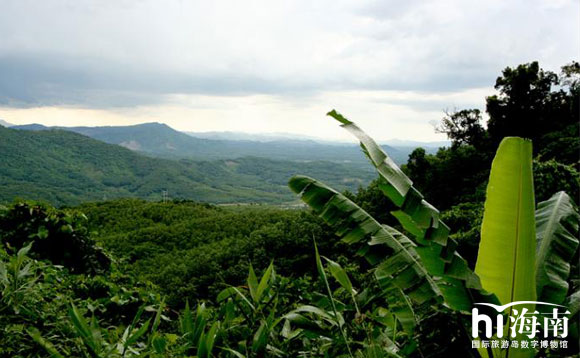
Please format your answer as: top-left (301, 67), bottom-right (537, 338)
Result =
top-left (289, 111), bottom-right (579, 357)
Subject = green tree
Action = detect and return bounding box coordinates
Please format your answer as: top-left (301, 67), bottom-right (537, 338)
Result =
top-left (486, 62), bottom-right (579, 165)
top-left (436, 109), bottom-right (488, 150)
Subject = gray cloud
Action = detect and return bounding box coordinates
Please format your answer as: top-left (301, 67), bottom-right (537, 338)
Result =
top-left (0, 54), bottom-right (296, 107)
top-left (0, 0), bottom-right (576, 109)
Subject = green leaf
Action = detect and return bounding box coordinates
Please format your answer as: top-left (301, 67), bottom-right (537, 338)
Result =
top-left (180, 301), bottom-right (208, 350)
top-left (475, 137), bottom-right (537, 305)
top-left (17, 243), bottom-right (33, 258)
top-left (291, 177), bottom-right (443, 332)
top-left (204, 321), bottom-right (220, 357)
top-left (151, 299), bottom-right (165, 335)
top-left (256, 261), bottom-right (274, 303)
top-left (327, 109), bottom-right (412, 206)
top-left (221, 347), bottom-right (246, 358)
top-left (475, 137), bottom-right (536, 358)
top-left (327, 110), bottom-right (444, 245)
top-left (535, 191), bottom-right (580, 305)
top-left (247, 264), bottom-right (259, 303)
top-left (217, 286), bottom-right (255, 311)
top-left (323, 257), bottom-right (355, 296)
top-left (323, 256), bottom-right (361, 313)
top-left (323, 110), bottom-right (498, 311)
top-left (283, 312), bottom-right (333, 338)
top-left (251, 321), bottom-right (269, 354)
top-left (27, 328), bottom-right (65, 358)
top-left (180, 300), bottom-right (194, 336)
top-left (151, 335), bottom-right (167, 353)
top-left (68, 303), bottom-right (100, 358)
top-left (289, 305), bottom-right (343, 327)
top-left (563, 289), bottom-right (580, 349)
top-left (126, 319), bottom-right (151, 346)
top-left (315, 241), bottom-right (354, 357)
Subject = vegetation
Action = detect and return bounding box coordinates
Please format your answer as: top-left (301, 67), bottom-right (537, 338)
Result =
top-left (76, 199), bottom-right (341, 305)
top-left (0, 61), bottom-right (578, 357)
top-left (289, 113), bottom-right (579, 357)
top-left (0, 126), bottom-right (374, 206)
top-left (11, 122), bottom-right (415, 164)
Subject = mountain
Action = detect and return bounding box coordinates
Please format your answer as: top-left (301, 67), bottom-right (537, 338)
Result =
top-left (0, 119), bottom-right (13, 127)
top-left (186, 131), bottom-right (347, 144)
top-left (11, 122), bottom-right (412, 164)
top-left (0, 126), bottom-right (374, 206)
top-left (382, 139), bottom-right (449, 148)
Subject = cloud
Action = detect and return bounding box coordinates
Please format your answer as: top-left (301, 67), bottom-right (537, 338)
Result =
top-left (0, 87), bottom-right (493, 142)
top-left (0, 0), bottom-right (576, 140)
top-left (0, 0), bottom-right (576, 108)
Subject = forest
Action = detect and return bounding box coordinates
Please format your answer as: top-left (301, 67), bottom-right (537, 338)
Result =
top-left (0, 126), bottom-right (377, 206)
top-left (0, 61), bottom-right (578, 357)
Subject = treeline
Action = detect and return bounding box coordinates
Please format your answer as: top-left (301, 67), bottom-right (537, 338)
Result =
top-left (404, 61), bottom-right (579, 211)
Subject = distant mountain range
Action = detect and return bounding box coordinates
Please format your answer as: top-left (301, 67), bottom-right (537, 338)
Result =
top-left (188, 130), bottom-right (449, 148)
top-left (0, 126), bottom-right (375, 206)
top-left (381, 138), bottom-right (450, 148)
top-left (0, 119), bottom-right (13, 127)
top-left (11, 122), bottom-right (446, 164)
top-left (185, 131), bottom-right (344, 144)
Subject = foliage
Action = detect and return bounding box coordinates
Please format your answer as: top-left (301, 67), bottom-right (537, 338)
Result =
top-left (0, 202), bottom-right (110, 274)
top-left (436, 109), bottom-right (488, 150)
top-left (535, 192), bottom-right (580, 307)
top-left (14, 122), bottom-right (414, 165)
top-left (0, 126), bottom-right (374, 206)
top-left (401, 145), bottom-right (491, 210)
top-left (76, 199), bottom-right (341, 306)
top-left (291, 111), bottom-right (579, 358)
top-left (405, 62), bottom-right (579, 215)
top-left (486, 62), bottom-right (578, 160)
top-left (533, 160), bottom-right (580, 204)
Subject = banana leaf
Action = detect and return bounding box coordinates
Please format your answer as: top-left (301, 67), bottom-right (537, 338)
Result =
top-left (289, 175), bottom-right (442, 332)
top-left (327, 110), bottom-right (447, 246)
top-left (324, 110), bottom-right (498, 310)
top-left (475, 137), bottom-right (536, 305)
top-left (535, 191), bottom-right (580, 305)
top-left (475, 137), bottom-right (536, 358)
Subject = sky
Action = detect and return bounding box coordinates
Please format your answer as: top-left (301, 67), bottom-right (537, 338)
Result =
top-left (0, 0), bottom-right (577, 142)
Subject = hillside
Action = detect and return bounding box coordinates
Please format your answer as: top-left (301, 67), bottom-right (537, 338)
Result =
top-left (0, 119), bottom-right (13, 127)
top-left (0, 126), bottom-right (375, 206)
top-left (76, 199), bottom-right (340, 303)
top-left (12, 122), bottom-right (416, 164)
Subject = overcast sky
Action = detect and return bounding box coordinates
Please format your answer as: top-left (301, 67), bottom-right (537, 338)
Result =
top-left (0, 0), bottom-right (577, 141)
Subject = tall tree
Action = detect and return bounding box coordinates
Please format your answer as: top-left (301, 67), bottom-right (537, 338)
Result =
top-left (436, 109), bottom-right (488, 150)
top-left (486, 61), bottom-right (579, 166)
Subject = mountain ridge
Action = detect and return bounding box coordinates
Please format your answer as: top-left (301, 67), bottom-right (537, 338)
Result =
top-left (0, 119), bottom-right (14, 127)
top-left (0, 126), bottom-right (375, 206)
top-left (10, 122), bottom-right (442, 164)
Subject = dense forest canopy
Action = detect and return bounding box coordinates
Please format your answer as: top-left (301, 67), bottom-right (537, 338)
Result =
top-left (0, 126), bottom-right (376, 205)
